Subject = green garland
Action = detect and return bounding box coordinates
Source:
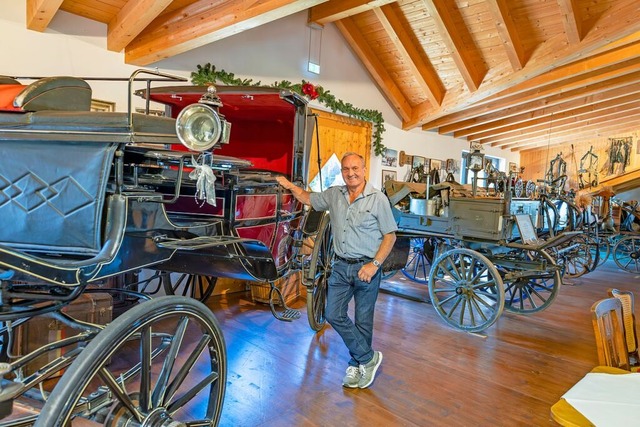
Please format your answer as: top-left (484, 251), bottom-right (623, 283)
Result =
top-left (191, 63), bottom-right (386, 155)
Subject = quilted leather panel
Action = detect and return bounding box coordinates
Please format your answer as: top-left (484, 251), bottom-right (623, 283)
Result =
top-left (0, 140), bottom-right (116, 255)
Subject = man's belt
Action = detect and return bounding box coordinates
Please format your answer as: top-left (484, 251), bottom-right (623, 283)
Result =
top-left (335, 255), bottom-right (372, 264)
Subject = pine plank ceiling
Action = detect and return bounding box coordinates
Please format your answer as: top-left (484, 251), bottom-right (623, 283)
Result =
top-left (26, 0), bottom-right (640, 153)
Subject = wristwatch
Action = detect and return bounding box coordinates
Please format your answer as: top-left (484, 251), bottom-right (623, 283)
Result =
top-left (372, 259), bottom-right (381, 268)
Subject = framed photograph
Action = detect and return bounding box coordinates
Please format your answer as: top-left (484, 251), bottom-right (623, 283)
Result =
top-left (412, 156), bottom-right (426, 174)
top-left (382, 148), bottom-right (398, 167)
top-left (445, 158), bottom-right (457, 172)
top-left (91, 98), bottom-right (115, 112)
top-left (382, 169), bottom-right (397, 187)
top-left (430, 159), bottom-right (442, 172)
top-left (509, 162), bottom-right (518, 173)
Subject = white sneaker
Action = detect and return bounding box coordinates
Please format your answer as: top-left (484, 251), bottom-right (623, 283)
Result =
top-left (342, 365), bottom-right (361, 388)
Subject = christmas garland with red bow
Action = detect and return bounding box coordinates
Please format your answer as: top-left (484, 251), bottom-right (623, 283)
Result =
top-left (191, 63), bottom-right (386, 155)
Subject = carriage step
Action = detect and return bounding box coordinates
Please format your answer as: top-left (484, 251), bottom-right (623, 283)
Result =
top-left (273, 308), bottom-right (301, 322)
top-left (268, 285), bottom-right (301, 322)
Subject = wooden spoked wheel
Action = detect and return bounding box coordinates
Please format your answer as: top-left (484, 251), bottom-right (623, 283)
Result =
top-left (496, 249), bottom-right (561, 314)
top-left (161, 272), bottom-right (217, 302)
top-left (35, 296), bottom-right (226, 427)
top-left (562, 234), bottom-right (596, 278)
top-left (401, 237), bottom-right (435, 284)
top-left (303, 211), bottom-right (333, 331)
top-left (428, 248), bottom-right (504, 332)
top-left (613, 235), bottom-right (640, 273)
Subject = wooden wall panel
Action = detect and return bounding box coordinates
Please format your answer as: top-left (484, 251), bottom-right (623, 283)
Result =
top-left (307, 108), bottom-right (372, 187)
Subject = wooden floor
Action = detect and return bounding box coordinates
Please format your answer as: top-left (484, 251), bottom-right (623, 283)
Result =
top-left (206, 259), bottom-right (639, 427)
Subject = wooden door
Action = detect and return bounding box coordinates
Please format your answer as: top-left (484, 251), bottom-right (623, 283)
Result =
top-left (306, 108), bottom-right (372, 188)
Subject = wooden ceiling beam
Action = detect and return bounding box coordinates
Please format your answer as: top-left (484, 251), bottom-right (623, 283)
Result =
top-left (124, 0), bottom-right (328, 66)
top-left (486, 0), bottom-right (526, 71)
top-left (452, 62), bottom-right (640, 136)
top-left (335, 17), bottom-right (413, 122)
top-left (309, 0), bottom-right (395, 25)
top-left (513, 118), bottom-right (640, 151)
top-left (557, 0), bottom-right (582, 44)
top-left (416, 0), bottom-right (640, 130)
top-left (107, 0), bottom-right (173, 52)
top-left (374, 5), bottom-right (444, 106)
top-left (438, 70), bottom-right (640, 135)
top-left (502, 111), bottom-right (640, 151)
top-left (420, 0), bottom-right (486, 92)
top-left (470, 92), bottom-right (640, 142)
top-left (424, 42), bottom-right (640, 132)
top-left (26, 0), bottom-right (64, 32)
top-left (487, 100), bottom-right (640, 147)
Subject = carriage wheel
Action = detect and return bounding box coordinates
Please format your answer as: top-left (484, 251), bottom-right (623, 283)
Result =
top-left (514, 178), bottom-right (524, 198)
top-left (401, 237), bottom-right (435, 283)
top-left (593, 236), bottom-right (611, 266)
top-left (161, 272), bottom-right (217, 302)
top-left (304, 211), bottom-right (333, 331)
top-left (35, 296), bottom-right (226, 427)
top-left (525, 180), bottom-right (537, 198)
top-left (428, 248), bottom-right (504, 332)
top-left (613, 235), bottom-right (640, 273)
top-left (562, 234), bottom-right (595, 278)
top-left (498, 249), bottom-right (561, 314)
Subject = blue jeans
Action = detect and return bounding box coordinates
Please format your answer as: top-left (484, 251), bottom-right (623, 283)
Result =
top-left (326, 259), bottom-right (381, 367)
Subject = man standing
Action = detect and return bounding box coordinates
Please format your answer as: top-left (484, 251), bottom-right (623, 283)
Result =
top-left (276, 152), bottom-right (397, 389)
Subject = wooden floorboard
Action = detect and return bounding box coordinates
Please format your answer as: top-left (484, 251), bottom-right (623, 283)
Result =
top-left (206, 259), bottom-right (639, 426)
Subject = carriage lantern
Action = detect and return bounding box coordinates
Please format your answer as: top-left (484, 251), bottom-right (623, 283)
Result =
top-left (176, 85), bottom-right (232, 151)
top-left (467, 142), bottom-right (485, 196)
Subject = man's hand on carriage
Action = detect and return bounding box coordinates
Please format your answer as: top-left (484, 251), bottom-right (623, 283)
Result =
top-left (276, 176), bottom-right (311, 205)
top-left (275, 176), bottom-right (293, 190)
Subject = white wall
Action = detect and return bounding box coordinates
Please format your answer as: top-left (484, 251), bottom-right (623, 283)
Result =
top-left (1, 1), bottom-right (519, 186)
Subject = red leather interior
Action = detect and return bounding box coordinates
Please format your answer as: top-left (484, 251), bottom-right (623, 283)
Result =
top-left (0, 85), bottom-right (25, 111)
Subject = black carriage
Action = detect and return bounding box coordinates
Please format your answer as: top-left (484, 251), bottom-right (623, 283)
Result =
top-left (0, 69), bottom-right (333, 425)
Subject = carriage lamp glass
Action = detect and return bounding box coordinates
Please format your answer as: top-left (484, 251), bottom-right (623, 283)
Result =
top-left (467, 149), bottom-right (485, 172)
top-left (176, 103), bottom-right (223, 151)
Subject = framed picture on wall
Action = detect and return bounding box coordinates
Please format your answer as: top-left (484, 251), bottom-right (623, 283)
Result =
top-left (382, 169), bottom-right (397, 187)
top-left (430, 159), bottom-right (442, 172)
top-left (412, 156), bottom-right (427, 174)
top-left (382, 148), bottom-right (398, 167)
top-left (509, 162), bottom-right (518, 173)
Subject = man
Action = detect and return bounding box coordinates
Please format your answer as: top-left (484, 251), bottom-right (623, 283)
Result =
top-left (276, 152), bottom-right (397, 389)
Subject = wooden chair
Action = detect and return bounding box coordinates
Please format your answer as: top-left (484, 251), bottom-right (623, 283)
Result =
top-left (591, 297), bottom-right (630, 370)
top-left (607, 288), bottom-right (639, 366)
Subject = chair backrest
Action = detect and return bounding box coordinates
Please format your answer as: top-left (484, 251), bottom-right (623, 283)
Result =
top-left (608, 288), bottom-right (639, 362)
top-left (591, 297), bottom-right (630, 370)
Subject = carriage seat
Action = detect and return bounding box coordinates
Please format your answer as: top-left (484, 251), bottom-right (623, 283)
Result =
top-left (0, 76), bottom-right (91, 112)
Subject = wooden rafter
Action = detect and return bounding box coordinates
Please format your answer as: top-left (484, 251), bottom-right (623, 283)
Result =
top-left (308, 0), bottom-right (395, 25)
top-left (125, 0), bottom-right (327, 65)
top-left (486, 0), bottom-right (526, 71)
top-left (373, 5), bottom-right (444, 106)
top-left (557, 0), bottom-right (583, 44)
top-left (446, 58), bottom-right (640, 136)
top-left (335, 17), bottom-right (412, 121)
top-left (107, 0), bottom-right (173, 52)
top-left (420, 0), bottom-right (485, 92)
top-left (26, 0), bottom-right (63, 32)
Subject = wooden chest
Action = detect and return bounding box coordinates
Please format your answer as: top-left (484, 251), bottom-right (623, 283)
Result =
top-left (14, 292), bottom-right (113, 377)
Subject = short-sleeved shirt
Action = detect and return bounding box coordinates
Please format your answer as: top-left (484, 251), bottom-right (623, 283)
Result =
top-left (310, 182), bottom-right (398, 259)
